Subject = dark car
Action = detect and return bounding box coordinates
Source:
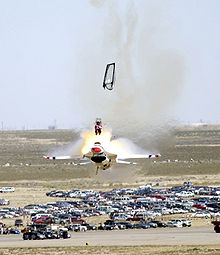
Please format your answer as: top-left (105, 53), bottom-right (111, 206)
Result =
top-left (9, 228), bottom-right (20, 234)
top-left (133, 223), bottom-right (150, 229)
top-left (23, 231), bottom-right (46, 240)
top-left (150, 220), bottom-right (167, 227)
top-left (71, 218), bottom-right (86, 224)
top-left (15, 219), bottom-right (23, 226)
top-left (59, 229), bottom-right (71, 239)
top-left (82, 223), bottom-right (97, 230)
top-left (116, 222), bottom-right (134, 229)
top-left (44, 231), bottom-right (60, 239)
top-left (126, 216), bottom-right (145, 221)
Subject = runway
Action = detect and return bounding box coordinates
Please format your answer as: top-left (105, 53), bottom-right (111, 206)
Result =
top-left (0, 226), bottom-right (219, 247)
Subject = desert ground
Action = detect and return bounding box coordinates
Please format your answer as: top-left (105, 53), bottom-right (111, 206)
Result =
top-left (0, 125), bottom-right (220, 254)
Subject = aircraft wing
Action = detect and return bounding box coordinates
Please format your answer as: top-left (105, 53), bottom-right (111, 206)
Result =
top-left (117, 154), bottom-right (161, 160)
top-left (116, 159), bottom-right (138, 165)
top-left (72, 161), bottom-right (91, 166)
top-left (43, 155), bottom-right (74, 160)
top-left (43, 155), bottom-right (91, 166)
top-left (116, 154), bottom-right (160, 166)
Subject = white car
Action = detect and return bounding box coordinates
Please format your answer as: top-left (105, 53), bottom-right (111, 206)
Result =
top-left (191, 212), bottom-right (211, 218)
top-left (0, 187), bottom-right (15, 193)
top-left (72, 224), bottom-right (87, 232)
top-left (166, 220), bottom-right (183, 228)
top-left (0, 198), bottom-right (10, 205)
top-left (210, 211), bottom-right (220, 217)
top-left (175, 191), bottom-right (194, 198)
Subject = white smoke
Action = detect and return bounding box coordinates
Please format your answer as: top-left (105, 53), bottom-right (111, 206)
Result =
top-left (72, 0), bottom-right (185, 149)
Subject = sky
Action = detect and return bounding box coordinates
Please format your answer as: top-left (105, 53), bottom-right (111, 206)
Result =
top-left (0, 0), bottom-right (219, 130)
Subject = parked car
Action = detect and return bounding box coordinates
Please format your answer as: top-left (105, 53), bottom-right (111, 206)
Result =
top-left (0, 198), bottom-right (10, 205)
top-left (71, 224), bottom-right (87, 232)
top-left (181, 219), bottom-right (191, 227)
top-left (133, 223), bottom-right (150, 229)
top-left (150, 220), bottom-right (167, 227)
top-left (115, 222), bottom-right (134, 229)
top-left (15, 219), bottom-right (23, 226)
top-left (9, 228), bottom-right (20, 234)
top-left (82, 223), bottom-right (97, 230)
top-left (147, 221), bottom-right (157, 228)
top-left (212, 220), bottom-right (220, 233)
top-left (166, 219), bottom-right (183, 228)
top-left (0, 187), bottom-right (15, 193)
top-left (191, 211), bottom-right (211, 218)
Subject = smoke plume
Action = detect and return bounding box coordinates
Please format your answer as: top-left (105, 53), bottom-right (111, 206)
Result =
top-left (72, 0), bottom-right (185, 150)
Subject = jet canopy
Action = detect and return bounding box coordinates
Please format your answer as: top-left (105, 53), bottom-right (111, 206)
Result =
top-left (103, 63), bottom-right (115, 90)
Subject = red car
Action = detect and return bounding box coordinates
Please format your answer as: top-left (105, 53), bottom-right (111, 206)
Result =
top-left (71, 218), bottom-right (86, 224)
top-left (150, 194), bottom-right (166, 200)
top-left (193, 204), bottom-right (206, 210)
top-left (33, 216), bottom-right (53, 224)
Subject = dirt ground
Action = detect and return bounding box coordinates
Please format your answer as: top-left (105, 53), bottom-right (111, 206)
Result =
top-left (1, 228), bottom-right (220, 254)
top-left (0, 245), bottom-right (220, 255)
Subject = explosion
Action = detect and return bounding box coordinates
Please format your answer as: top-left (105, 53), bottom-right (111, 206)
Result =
top-left (80, 129), bottom-right (112, 154)
top-left (80, 128), bottom-right (150, 158)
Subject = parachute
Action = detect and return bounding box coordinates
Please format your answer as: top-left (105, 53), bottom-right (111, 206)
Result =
top-left (103, 63), bottom-right (115, 90)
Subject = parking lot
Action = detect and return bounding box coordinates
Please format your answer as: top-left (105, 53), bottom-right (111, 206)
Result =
top-left (1, 181), bottom-right (220, 244)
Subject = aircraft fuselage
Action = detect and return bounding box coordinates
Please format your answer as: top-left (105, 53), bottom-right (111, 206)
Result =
top-left (89, 144), bottom-right (112, 170)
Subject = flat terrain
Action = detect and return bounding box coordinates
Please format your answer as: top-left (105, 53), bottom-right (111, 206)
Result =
top-left (1, 245), bottom-right (220, 255)
top-left (0, 125), bottom-right (219, 187)
top-left (0, 226), bottom-right (219, 247)
top-left (0, 125), bottom-right (220, 254)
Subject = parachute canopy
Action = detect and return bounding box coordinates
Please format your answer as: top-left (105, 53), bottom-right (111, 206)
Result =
top-left (103, 63), bottom-right (115, 90)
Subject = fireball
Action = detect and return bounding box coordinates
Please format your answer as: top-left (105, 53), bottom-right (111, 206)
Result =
top-left (80, 130), bottom-right (112, 154)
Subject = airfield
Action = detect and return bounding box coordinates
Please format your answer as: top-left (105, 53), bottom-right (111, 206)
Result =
top-left (0, 125), bottom-right (220, 254)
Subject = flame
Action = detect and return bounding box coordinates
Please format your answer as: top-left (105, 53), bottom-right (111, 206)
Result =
top-left (78, 129), bottom-right (149, 158)
top-left (80, 130), bottom-right (112, 154)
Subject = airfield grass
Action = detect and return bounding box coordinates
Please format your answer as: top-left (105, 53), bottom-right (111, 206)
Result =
top-left (0, 245), bottom-right (220, 255)
top-left (0, 126), bottom-right (219, 185)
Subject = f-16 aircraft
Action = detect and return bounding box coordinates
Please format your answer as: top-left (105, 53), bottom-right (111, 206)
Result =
top-left (44, 141), bottom-right (160, 175)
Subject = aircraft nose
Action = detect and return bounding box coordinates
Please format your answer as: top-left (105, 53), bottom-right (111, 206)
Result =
top-left (92, 147), bottom-right (102, 153)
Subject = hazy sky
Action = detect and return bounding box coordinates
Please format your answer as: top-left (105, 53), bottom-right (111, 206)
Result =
top-left (0, 0), bottom-right (219, 130)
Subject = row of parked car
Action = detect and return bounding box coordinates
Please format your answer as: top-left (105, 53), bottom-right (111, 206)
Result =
top-left (1, 182), bottom-right (220, 236)
top-left (0, 207), bottom-right (21, 219)
top-left (97, 218), bottom-right (191, 230)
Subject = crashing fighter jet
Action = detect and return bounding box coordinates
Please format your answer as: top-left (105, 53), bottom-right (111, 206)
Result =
top-left (44, 142), bottom-right (160, 175)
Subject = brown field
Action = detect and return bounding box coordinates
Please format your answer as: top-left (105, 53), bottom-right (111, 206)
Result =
top-left (0, 125), bottom-right (220, 254)
top-left (0, 245), bottom-right (220, 255)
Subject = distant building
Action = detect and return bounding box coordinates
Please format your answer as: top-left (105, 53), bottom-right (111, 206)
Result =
top-left (48, 125), bottom-right (56, 130)
top-left (191, 122), bottom-right (208, 127)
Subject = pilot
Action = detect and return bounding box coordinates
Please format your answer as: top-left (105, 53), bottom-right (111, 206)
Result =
top-left (95, 121), bottom-right (102, 135)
